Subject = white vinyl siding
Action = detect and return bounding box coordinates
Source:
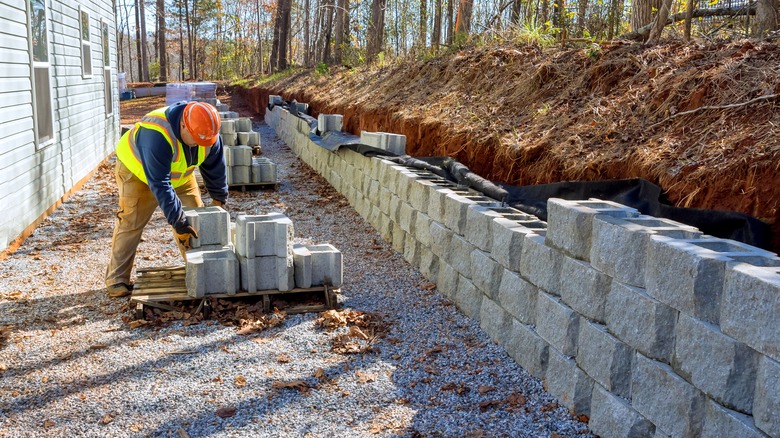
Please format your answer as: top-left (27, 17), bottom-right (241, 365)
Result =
top-left (0, 0), bottom-right (118, 253)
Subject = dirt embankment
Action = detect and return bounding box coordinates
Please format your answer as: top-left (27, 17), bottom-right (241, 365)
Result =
top-left (236, 40), bottom-right (780, 250)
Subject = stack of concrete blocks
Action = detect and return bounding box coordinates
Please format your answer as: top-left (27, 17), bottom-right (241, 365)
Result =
top-left (292, 244), bottom-right (343, 288)
top-left (182, 206), bottom-right (238, 298)
top-left (250, 156), bottom-right (277, 183)
top-left (265, 103), bottom-right (780, 438)
top-left (235, 213), bottom-right (295, 292)
top-left (360, 131), bottom-right (407, 155)
top-left (317, 114), bottom-right (343, 135)
top-left (221, 116), bottom-right (266, 185)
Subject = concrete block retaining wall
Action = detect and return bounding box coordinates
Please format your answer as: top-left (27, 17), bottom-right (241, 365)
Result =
top-left (266, 105), bottom-right (780, 438)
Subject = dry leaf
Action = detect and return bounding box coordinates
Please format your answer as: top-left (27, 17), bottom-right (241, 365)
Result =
top-left (235, 375), bottom-right (247, 387)
top-left (42, 376), bottom-right (49, 383)
top-left (271, 380), bottom-right (310, 392)
top-left (348, 326), bottom-right (369, 340)
top-left (215, 406), bottom-right (237, 418)
top-left (313, 368), bottom-right (326, 380)
top-left (441, 382), bottom-right (457, 391)
top-left (100, 414), bottom-right (113, 424)
top-left (128, 320), bottom-right (150, 329)
top-left (420, 282), bottom-right (437, 290)
top-left (478, 385), bottom-right (496, 394)
top-left (577, 414), bottom-right (589, 423)
top-left (129, 424), bottom-right (143, 432)
top-left (276, 353), bottom-right (291, 363)
top-left (43, 420), bottom-right (55, 428)
top-left (355, 370), bottom-right (376, 383)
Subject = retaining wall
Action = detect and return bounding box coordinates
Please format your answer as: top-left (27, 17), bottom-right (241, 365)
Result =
top-left (266, 105), bottom-right (780, 438)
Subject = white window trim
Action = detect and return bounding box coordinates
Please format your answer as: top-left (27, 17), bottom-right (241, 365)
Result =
top-left (27, 0), bottom-right (56, 149)
top-left (79, 6), bottom-right (93, 79)
top-left (101, 19), bottom-right (113, 117)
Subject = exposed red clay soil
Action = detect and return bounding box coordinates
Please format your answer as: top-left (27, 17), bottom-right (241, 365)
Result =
top-left (240, 41), bottom-right (779, 251)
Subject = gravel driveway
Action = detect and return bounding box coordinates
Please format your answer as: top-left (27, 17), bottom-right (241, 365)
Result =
top-left (0, 114), bottom-right (592, 437)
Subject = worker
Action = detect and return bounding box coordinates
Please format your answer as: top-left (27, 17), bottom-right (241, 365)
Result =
top-left (105, 101), bottom-right (228, 298)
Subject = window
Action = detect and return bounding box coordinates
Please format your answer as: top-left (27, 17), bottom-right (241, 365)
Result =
top-left (79, 8), bottom-right (92, 77)
top-left (28, 0), bottom-right (55, 147)
top-left (101, 21), bottom-right (112, 115)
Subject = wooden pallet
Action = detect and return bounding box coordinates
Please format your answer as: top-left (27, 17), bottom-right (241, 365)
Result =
top-left (129, 265), bottom-right (337, 319)
top-left (228, 181), bottom-right (279, 192)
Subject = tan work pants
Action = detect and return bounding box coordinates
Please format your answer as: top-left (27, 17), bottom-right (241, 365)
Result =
top-left (104, 160), bottom-right (203, 288)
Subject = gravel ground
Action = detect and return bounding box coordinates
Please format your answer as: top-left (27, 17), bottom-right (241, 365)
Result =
top-left (0, 106), bottom-right (593, 437)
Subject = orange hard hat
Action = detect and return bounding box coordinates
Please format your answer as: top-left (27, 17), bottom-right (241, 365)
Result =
top-left (183, 101), bottom-right (221, 146)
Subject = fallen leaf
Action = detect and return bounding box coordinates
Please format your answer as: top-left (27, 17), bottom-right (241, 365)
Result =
top-left (216, 406), bottom-right (237, 418)
top-left (577, 414), bottom-right (589, 423)
top-left (348, 326), bottom-right (369, 340)
top-left (128, 320), bottom-right (150, 329)
top-left (129, 424), bottom-right (143, 432)
top-left (440, 382), bottom-right (457, 391)
top-left (391, 354), bottom-right (401, 360)
top-left (313, 368), bottom-right (326, 380)
top-left (43, 420), bottom-right (55, 428)
top-left (276, 353), bottom-right (291, 363)
top-left (394, 397), bottom-right (410, 404)
top-left (478, 385), bottom-right (496, 395)
top-left (235, 375), bottom-right (247, 387)
top-left (42, 376), bottom-right (49, 383)
top-left (420, 282), bottom-right (436, 290)
top-left (212, 376), bottom-right (223, 383)
top-left (479, 400), bottom-right (501, 412)
top-left (100, 414), bottom-right (113, 424)
top-left (272, 380), bottom-right (310, 392)
top-left (355, 370), bottom-right (376, 383)
top-left (341, 391), bottom-right (350, 397)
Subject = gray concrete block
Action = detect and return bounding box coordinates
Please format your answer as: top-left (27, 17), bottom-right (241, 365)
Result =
top-left (419, 247), bottom-right (439, 282)
top-left (647, 236), bottom-right (780, 325)
top-left (754, 355), bottom-right (780, 436)
top-left (403, 233), bottom-right (421, 266)
top-left (545, 348), bottom-right (594, 416)
top-left (408, 179), bottom-right (434, 214)
top-left (606, 281), bottom-right (677, 363)
top-left (368, 205), bottom-right (381, 229)
top-left (378, 187), bottom-right (392, 216)
top-left (560, 256), bottom-right (612, 323)
top-left (360, 131), bottom-right (406, 155)
top-left (268, 94), bottom-right (283, 105)
top-left (395, 171), bottom-right (418, 200)
top-left (231, 165), bottom-right (250, 184)
top-left (222, 132), bottom-right (237, 146)
top-left (673, 314), bottom-right (758, 414)
top-left (449, 234), bottom-right (475, 279)
top-left (703, 399), bottom-right (765, 438)
top-left (237, 132), bottom-right (249, 145)
top-left (632, 353), bottom-right (706, 437)
top-left (723, 263), bottom-right (780, 362)
top-left (444, 192), bottom-right (477, 235)
top-left (437, 261), bottom-right (459, 299)
top-left (429, 222), bottom-right (453, 259)
top-left (223, 145), bottom-right (234, 166)
top-left (236, 117), bottom-right (252, 132)
top-left (308, 243), bottom-right (343, 287)
top-left (245, 131), bottom-right (259, 146)
top-left (546, 198), bottom-right (639, 261)
top-left (186, 248), bottom-right (239, 297)
top-left (505, 320), bottom-right (549, 380)
top-left (480, 297), bottom-right (513, 346)
top-left (232, 145), bottom-right (253, 166)
top-left (577, 319), bottom-right (633, 398)
top-left (317, 114), bottom-right (343, 134)
top-left (388, 194), bottom-right (402, 222)
top-left (589, 384), bottom-right (655, 438)
top-left (491, 217), bottom-right (542, 272)
top-left (519, 234), bottom-right (563, 295)
top-left (184, 206), bottom-right (230, 248)
top-left (391, 223), bottom-right (405, 254)
top-left (465, 205), bottom-right (507, 252)
top-left (234, 212), bottom-right (293, 258)
top-left (536, 291), bottom-right (580, 357)
top-left (251, 160), bottom-right (277, 183)
top-left (367, 179), bottom-right (381, 206)
top-left (295, 102), bottom-right (309, 114)
top-left (428, 187), bottom-right (457, 224)
top-left (398, 201), bottom-right (416, 234)
top-left (470, 249), bottom-right (503, 299)
top-left (498, 270), bottom-right (537, 325)
top-left (414, 212), bottom-right (433, 248)
top-left (292, 244), bottom-right (312, 288)
top-left (453, 275), bottom-right (482, 319)
top-left (220, 119), bottom-right (236, 134)
top-left (239, 255), bottom-right (294, 292)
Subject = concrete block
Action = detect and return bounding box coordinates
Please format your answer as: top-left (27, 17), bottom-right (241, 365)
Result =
top-left (519, 234), bottom-right (563, 295)
top-left (378, 188), bottom-right (392, 216)
top-left (216, 103), bottom-right (228, 112)
top-left (368, 205), bottom-right (381, 229)
top-left (453, 275), bottom-right (482, 319)
top-left (647, 236), bottom-right (780, 325)
top-left (703, 399), bottom-right (765, 438)
top-left (419, 248), bottom-right (439, 282)
top-left (560, 256), bottom-right (612, 323)
top-left (239, 255), bottom-right (294, 292)
top-left (398, 201), bottom-right (416, 234)
top-left (292, 244), bottom-right (312, 288)
top-left (395, 171), bottom-right (418, 200)
top-left (577, 320), bottom-right (633, 398)
top-left (632, 353), bottom-right (706, 437)
top-left (367, 179), bottom-right (381, 206)
top-left (491, 217), bottom-right (542, 272)
top-left (429, 187), bottom-right (459, 223)
top-left (449, 234), bottom-right (475, 279)
top-left (754, 355), bottom-right (780, 436)
top-left (722, 263), bottom-right (780, 362)
top-left (233, 145), bottom-right (253, 166)
top-left (408, 179), bottom-right (434, 214)
top-left (222, 132), bottom-right (237, 146)
top-left (470, 249), bottom-right (503, 299)
top-left (317, 114), bottom-right (343, 134)
top-left (185, 248), bottom-right (239, 297)
top-left (359, 131), bottom-right (406, 155)
top-left (234, 212), bottom-right (293, 258)
top-left (536, 291), bottom-right (580, 357)
top-left (236, 117), bottom-right (252, 132)
top-left (308, 244), bottom-right (343, 287)
top-left (498, 270), bottom-right (537, 325)
top-left (672, 314), bottom-right (758, 413)
top-left (546, 198), bottom-right (640, 261)
top-left (606, 281), bottom-right (677, 363)
top-left (429, 222), bottom-right (453, 259)
top-left (391, 223), bottom-right (405, 254)
top-left (465, 206), bottom-right (506, 252)
top-left (480, 297), bottom-right (513, 346)
top-left (505, 320), bottom-right (549, 380)
top-left (268, 94), bottom-right (283, 105)
top-left (589, 384), bottom-right (655, 438)
top-left (295, 102), bottom-right (309, 114)
top-left (444, 192), bottom-right (478, 235)
top-left (545, 348), bottom-right (594, 416)
top-left (414, 212), bottom-right (432, 248)
top-left (184, 206), bottom-right (230, 248)
top-left (231, 165), bottom-right (250, 184)
top-left (591, 215), bottom-right (702, 288)
top-left (437, 261), bottom-right (459, 298)
top-left (245, 131), bottom-right (259, 146)
top-left (251, 159), bottom-right (277, 183)
top-left (237, 132), bottom-right (249, 144)
top-left (220, 119), bottom-right (236, 134)
top-left (403, 233), bottom-right (421, 266)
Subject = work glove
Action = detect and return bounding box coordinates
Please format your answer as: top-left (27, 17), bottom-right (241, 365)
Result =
top-left (173, 223), bottom-right (199, 250)
top-left (211, 199), bottom-right (226, 209)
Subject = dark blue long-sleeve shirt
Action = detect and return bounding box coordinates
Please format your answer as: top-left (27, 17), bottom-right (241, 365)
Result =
top-left (134, 102), bottom-right (228, 231)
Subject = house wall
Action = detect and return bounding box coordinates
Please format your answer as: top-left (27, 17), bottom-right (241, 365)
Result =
top-left (267, 104), bottom-right (780, 438)
top-left (0, 0), bottom-right (119, 253)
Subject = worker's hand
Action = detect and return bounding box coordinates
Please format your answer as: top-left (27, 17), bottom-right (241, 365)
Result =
top-left (173, 223), bottom-right (199, 250)
top-left (211, 199), bottom-right (226, 209)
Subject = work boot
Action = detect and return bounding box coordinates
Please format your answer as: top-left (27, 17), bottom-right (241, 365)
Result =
top-left (107, 283), bottom-right (133, 298)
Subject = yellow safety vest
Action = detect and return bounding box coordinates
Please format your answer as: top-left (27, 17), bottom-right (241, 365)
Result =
top-left (116, 106), bottom-right (211, 188)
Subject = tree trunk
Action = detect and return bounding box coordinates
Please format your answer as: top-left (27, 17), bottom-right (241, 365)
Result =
top-left (321, 0), bottom-right (334, 63)
top-left (432, 0), bottom-right (442, 48)
top-left (270, 0), bottom-right (282, 70)
top-left (139, 0), bottom-right (149, 81)
top-left (541, 0), bottom-right (549, 25)
top-left (622, 6), bottom-right (756, 39)
top-left (647, 0), bottom-right (675, 43)
top-left (419, 0), bottom-right (428, 49)
top-left (191, 0), bottom-right (198, 79)
top-left (179, 0), bottom-right (184, 80)
top-left (185, 0), bottom-right (193, 79)
top-left (454, 0), bottom-right (473, 36)
top-left (755, 0), bottom-right (779, 36)
top-left (366, 0), bottom-right (387, 61)
top-left (577, 0), bottom-right (587, 35)
top-left (157, 0), bottom-right (167, 81)
top-left (303, 0), bottom-right (311, 67)
top-left (511, 0), bottom-right (522, 23)
top-left (631, 0), bottom-right (662, 30)
top-left (135, 0), bottom-right (143, 82)
top-left (333, 0), bottom-right (347, 63)
top-left (446, 0), bottom-right (454, 43)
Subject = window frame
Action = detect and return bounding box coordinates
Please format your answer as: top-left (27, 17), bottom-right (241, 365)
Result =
top-left (101, 19), bottom-right (113, 116)
top-left (27, 0), bottom-right (56, 149)
top-left (79, 6), bottom-right (93, 79)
